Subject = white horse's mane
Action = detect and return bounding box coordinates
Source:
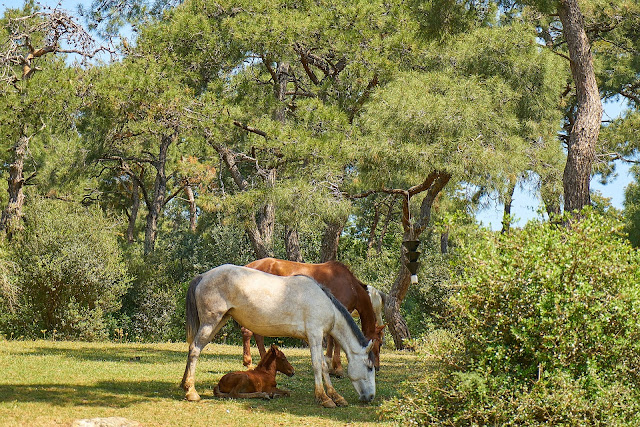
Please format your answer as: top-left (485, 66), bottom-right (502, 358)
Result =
top-left (305, 276), bottom-right (370, 348)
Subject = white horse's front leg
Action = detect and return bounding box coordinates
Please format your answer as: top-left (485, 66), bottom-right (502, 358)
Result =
top-left (321, 354), bottom-right (348, 407)
top-left (309, 337), bottom-right (335, 408)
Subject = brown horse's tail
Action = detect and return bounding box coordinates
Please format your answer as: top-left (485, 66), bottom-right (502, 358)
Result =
top-left (185, 274), bottom-right (203, 345)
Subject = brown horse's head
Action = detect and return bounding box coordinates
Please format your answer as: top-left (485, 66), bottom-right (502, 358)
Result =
top-left (271, 344), bottom-right (295, 377)
top-left (371, 324), bottom-right (386, 371)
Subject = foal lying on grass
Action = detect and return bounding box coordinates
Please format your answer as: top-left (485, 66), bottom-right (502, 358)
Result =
top-left (214, 344), bottom-right (295, 399)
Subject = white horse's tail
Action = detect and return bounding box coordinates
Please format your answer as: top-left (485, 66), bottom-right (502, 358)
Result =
top-left (375, 287), bottom-right (387, 305)
top-left (185, 274), bottom-right (203, 344)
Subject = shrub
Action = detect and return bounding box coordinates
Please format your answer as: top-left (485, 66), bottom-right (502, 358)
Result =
top-left (6, 197), bottom-right (131, 340)
top-left (381, 211), bottom-right (640, 425)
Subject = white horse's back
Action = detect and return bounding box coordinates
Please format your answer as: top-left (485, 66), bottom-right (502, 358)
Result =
top-left (196, 265), bottom-right (334, 339)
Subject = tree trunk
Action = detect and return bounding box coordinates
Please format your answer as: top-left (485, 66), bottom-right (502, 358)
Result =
top-left (127, 177), bottom-right (140, 244)
top-left (384, 265), bottom-right (412, 349)
top-left (185, 184), bottom-right (197, 232)
top-left (385, 171), bottom-right (451, 350)
top-left (320, 218), bottom-right (346, 262)
top-left (213, 143), bottom-right (276, 260)
top-left (501, 178), bottom-right (516, 233)
top-left (558, 0), bottom-right (603, 213)
top-left (284, 226), bottom-right (303, 262)
top-left (144, 134), bottom-right (172, 255)
top-left (366, 203), bottom-right (381, 257)
top-left (0, 134), bottom-right (29, 239)
top-left (274, 62), bottom-right (290, 122)
top-left (440, 229), bottom-right (449, 254)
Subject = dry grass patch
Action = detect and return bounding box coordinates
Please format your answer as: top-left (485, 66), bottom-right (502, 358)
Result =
top-left (0, 340), bottom-right (419, 426)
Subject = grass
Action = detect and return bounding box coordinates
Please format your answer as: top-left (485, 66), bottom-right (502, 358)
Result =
top-left (0, 340), bottom-right (420, 426)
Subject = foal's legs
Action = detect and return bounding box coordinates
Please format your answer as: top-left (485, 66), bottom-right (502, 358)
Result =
top-left (182, 313), bottom-right (229, 401)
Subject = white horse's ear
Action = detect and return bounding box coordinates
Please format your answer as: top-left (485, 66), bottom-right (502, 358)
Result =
top-left (365, 340), bottom-right (374, 353)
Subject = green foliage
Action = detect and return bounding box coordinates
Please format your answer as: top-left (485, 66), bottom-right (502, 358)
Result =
top-left (383, 212), bottom-right (640, 425)
top-left (623, 165), bottom-right (640, 247)
top-left (354, 23), bottom-right (564, 194)
top-left (456, 210), bottom-right (640, 382)
top-left (408, 0), bottom-right (497, 40)
top-left (3, 197), bottom-right (131, 340)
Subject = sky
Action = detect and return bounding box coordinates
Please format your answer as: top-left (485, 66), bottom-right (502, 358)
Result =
top-left (476, 100), bottom-right (632, 230)
top-left (2, 0), bottom-right (636, 231)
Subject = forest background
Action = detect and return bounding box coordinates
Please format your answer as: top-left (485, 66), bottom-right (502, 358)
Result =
top-left (1, 0), bottom-right (640, 424)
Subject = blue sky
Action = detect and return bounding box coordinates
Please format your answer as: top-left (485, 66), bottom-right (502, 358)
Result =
top-left (477, 100), bottom-right (632, 230)
top-left (3, 0), bottom-right (635, 230)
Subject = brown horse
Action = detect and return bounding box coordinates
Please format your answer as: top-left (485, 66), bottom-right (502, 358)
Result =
top-left (243, 258), bottom-right (385, 377)
top-left (214, 344), bottom-right (295, 400)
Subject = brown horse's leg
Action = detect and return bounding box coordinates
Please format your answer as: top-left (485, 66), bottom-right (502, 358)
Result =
top-left (215, 385), bottom-right (271, 400)
top-left (325, 337), bottom-right (344, 378)
top-left (325, 337), bottom-right (334, 372)
top-left (269, 387), bottom-right (291, 398)
top-left (241, 327), bottom-right (253, 367)
top-left (332, 341), bottom-right (345, 378)
top-left (255, 334), bottom-right (266, 359)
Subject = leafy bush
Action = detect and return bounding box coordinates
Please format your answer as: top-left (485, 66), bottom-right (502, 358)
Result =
top-left (382, 211), bottom-right (640, 425)
top-left (5, 197), bottom-right (131, 340)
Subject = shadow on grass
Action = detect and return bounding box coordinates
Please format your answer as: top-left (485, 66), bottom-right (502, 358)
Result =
top-left (28, 345), bottom-right (241, 365)
top-left (0, 380), bottom-right (183, 408)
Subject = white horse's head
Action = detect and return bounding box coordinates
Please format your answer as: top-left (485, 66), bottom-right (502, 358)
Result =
top-left (347, 340), bottom-right (376, 403)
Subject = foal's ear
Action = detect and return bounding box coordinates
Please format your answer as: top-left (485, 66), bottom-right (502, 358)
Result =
top-left (365, 340), bottom-right (374, 353)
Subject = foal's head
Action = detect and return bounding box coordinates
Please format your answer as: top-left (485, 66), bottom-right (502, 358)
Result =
top-left (260, 344), bottom-right (295, 377)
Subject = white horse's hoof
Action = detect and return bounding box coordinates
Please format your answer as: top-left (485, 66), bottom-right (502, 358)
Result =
top-left (185, 388), bottom-right (201, 402)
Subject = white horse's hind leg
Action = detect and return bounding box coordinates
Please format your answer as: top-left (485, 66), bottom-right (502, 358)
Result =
top-left (182, 313), bottom-right (229, 401)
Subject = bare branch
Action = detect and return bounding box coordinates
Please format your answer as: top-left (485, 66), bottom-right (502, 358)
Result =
top-left (1, 8), bottom-right (113, 84)
top-left (233, 120), bottom-right (268, 138)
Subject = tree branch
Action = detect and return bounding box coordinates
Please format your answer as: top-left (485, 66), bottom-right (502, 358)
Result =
top-left (233, 120), bottom-right (268, 138)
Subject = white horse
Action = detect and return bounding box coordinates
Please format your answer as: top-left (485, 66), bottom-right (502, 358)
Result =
top-left (180, 264), bottom-right (376, 407)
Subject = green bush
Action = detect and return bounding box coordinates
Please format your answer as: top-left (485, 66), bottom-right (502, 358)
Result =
top-left (382, 211), bottom-right (640, 425)
top-left (115, 220), bottom-right (256, 342)
top-left (5, 197), bottom-right (131, 340)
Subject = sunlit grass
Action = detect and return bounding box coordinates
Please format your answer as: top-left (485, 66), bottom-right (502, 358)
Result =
top-left (0, 340), bottom-right (419, 426)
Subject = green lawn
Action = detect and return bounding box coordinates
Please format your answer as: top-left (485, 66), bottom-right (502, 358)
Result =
top-left (0, 340), bottom-right (419, 426)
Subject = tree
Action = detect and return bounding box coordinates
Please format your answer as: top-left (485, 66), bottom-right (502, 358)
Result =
top-left (79, 56), bottom-right (214, 255)
top-left (351, 24), bottom-right (565, 348)
top-left (557, 0), bottom-right (603, 213)
top-left (0, 3), bottom-right (100, 238)
top-left (514, 0), bottom-right (640, 213)
top-left (137, 0), bottom-right (415, 262)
